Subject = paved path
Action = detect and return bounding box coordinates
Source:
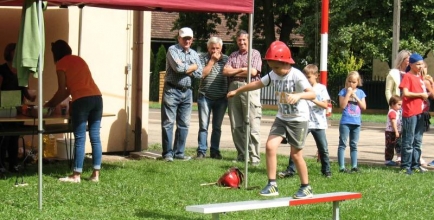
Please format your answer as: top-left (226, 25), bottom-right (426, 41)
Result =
top-left (147, 109), bottom-right (434, 167)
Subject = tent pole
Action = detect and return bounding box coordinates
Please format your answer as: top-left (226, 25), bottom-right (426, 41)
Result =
top-left (37, 0), bottom-right (44, 210)
top-left (78, 5), bottom-right (84, 56)
top-left (244, 12), bottom-right (254, 189)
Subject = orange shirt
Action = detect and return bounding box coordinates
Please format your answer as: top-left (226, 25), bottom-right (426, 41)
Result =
top-left (56, 55), bottom-right (101, 101)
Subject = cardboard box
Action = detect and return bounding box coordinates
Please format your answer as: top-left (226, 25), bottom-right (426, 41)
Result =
top-left (1, 90), bottom-right (22, 107)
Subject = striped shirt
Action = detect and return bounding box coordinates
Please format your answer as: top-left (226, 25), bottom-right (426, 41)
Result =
top-left (199, 53), bottom-right (229, 100)
top-left (165, 44), bottom-right (203, 87)
top-left (225, 49), bottom-right (262, 83)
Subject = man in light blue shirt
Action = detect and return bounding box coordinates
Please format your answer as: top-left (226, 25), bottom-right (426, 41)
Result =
top-left (161, 27), bottom-right (203, 162)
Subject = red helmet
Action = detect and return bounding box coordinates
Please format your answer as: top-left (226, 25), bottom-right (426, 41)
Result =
top-left (264, 41), bottom-right (295, 64)
top-left (217, 167), bottom-right (244, 189)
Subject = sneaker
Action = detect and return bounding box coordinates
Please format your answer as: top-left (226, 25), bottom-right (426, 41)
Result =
top-left (278, 170), bottom-right (295, 178)
top-left (232, 158), bottom-right (245, 163)
top-left (428, 160), bottom-right (434, 166)
top-left (322, 172), bottom-right (332, 178)
top-left (293, 185), bottom-right (313, 199)
top-left (339, 168), bottom-right (350, 173)
top-left (351, 167), bottom-right (359, 173)
top-left (196, 153), bottom-right (206, 160)
top-left (413, 167), bottom-right (427, 173)
top-left (385, 161), bottom-right (398, 166)
top-left (399, 168), bottom-right (412, 175)
top-left (210, 152), bottom-right (222, 160)
top-left (251, 161), bottom-right (260, 167)
top-left (174, 155), bottom-right (192, 161)
top-left (259, 184), bottom-right (279, 196)
top-left (164, 156), bottom-right (174, 162)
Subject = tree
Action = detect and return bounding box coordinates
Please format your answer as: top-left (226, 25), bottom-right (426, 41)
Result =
top-left (298, 0), bottom-right (434, 78)
top-left (150, 45), bottom-right (166, 101)
top-left (173, 0), bottom-right (309, 51)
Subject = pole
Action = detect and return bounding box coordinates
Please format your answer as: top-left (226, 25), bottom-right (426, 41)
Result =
top-left (78, 5), bottom-right (84, 56)
top-left (320, 0), bottom-right (329, 86)
top-left (392, 0), bottom-right (400, 67)
top-left (37, 0), bottom-right (43, 210)
top-left (244, 13), bottom-right (254, 189)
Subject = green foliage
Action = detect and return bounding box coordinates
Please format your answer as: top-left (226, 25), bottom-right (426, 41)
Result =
top-left (150, 45), bottom-right (166, 101)
top-left (298, 0), bottom-right (434, 76)
top-left (171, 0), bottom-right (434, 80)
top-left (329, 53), bottom-right (364, 79)
top-left (173, 1), bottom-right (307, 56)
top-left (150, 49), bottom-right (155, 80)
top-left (172, 13), bottom-right (221, 41)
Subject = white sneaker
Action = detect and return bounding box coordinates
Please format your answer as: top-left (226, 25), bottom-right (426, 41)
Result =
top-left (420, 167), bottom-right (428, 172)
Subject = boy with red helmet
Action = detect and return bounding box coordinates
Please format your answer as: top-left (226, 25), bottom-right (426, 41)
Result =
top-left (227, 41), bottom-right (315, 198)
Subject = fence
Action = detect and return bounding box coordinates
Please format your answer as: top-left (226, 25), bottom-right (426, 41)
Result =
top-left (259, 76), bottom-right (389, 110)
top-left (155, 72), bottom-right (434, 111)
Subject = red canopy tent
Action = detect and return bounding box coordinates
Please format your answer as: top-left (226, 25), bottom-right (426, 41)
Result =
top-left (0, 0), bottom-right (253, 13)
top-left (0, 0), bottom-right (255, 209)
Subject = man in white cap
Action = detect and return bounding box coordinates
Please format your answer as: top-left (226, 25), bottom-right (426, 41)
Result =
top-left (161, 27), bottom-right (203, 162)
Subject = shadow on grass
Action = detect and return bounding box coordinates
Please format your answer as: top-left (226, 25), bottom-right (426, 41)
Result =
top-left (135, 210), bottom-right (204, 220)
top-left (2, 157), bottom-right (135, 181)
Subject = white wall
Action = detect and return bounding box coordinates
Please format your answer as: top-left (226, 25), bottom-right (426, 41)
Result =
top-left (0, 7), bottom-right (151, 153)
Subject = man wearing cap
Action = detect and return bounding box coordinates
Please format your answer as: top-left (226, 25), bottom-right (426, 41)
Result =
top-left (161, 27), bottom-right (203, 162)
top-left (399, 53), bottom-right (428, 174)
top-left (223, 30), bottom-right (262, 166)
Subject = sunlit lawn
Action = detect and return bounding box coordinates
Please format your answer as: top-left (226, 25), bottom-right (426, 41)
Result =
top-left (1, 147), bottom-right (433, 219)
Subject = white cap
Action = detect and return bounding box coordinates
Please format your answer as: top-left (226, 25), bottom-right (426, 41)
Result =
top-left (179, 27), bottom-right (193, 38)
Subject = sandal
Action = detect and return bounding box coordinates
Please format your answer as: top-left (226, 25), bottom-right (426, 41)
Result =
top-left (59, 176), bottom-right (81, 183)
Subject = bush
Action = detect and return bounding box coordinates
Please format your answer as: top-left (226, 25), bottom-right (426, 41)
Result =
top-left (150, 45), bottom-right (166, 101)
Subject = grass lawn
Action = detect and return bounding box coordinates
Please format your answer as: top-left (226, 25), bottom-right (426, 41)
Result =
top-left (1, 147), bottom-right (432, 219)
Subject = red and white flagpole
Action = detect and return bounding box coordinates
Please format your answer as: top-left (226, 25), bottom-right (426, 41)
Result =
top-left (320, 0), bottom-right (329, 86)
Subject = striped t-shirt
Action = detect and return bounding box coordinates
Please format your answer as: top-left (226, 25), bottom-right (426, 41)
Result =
top-left (198, 53), bottom-right (229, 100)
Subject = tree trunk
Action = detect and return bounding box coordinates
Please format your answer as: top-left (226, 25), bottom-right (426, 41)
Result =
top-left (262, 0), bottom-right (276, 48)
top-left (279, 13), bottom-right (293, 44)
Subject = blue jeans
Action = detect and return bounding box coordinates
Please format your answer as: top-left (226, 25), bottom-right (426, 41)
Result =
top-left (337, 124), bottom-right (360, 169)
top-left (401, 114), bottom-right (424, 170)
top-left (71, 96), bottom-right (103, 173)
top-left (197, 94), bottom-right (228, 155)
top-left (286, 129), bottom-right (331, 174)
top-left (161, 86), bottom-right (192, 158)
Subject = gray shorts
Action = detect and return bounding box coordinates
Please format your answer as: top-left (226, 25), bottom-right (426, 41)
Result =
top-left (269, 117), bottom-right (308, 149)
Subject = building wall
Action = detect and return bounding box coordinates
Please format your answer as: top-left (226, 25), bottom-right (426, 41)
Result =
top-left (0, 7), bottom-right (151, 153)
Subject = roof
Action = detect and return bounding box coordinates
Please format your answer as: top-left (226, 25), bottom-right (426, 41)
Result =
top-left (151, 12), bottom-right (236, 42)
top-left (151, 12), bottom-right (304, 46)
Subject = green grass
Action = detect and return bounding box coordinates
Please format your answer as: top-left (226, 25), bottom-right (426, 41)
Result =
top-left (1, 148), bottom-right (433, 219)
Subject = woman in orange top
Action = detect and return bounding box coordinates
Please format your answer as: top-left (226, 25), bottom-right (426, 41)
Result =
top-left (45, 40), bottom-right (103, 183)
